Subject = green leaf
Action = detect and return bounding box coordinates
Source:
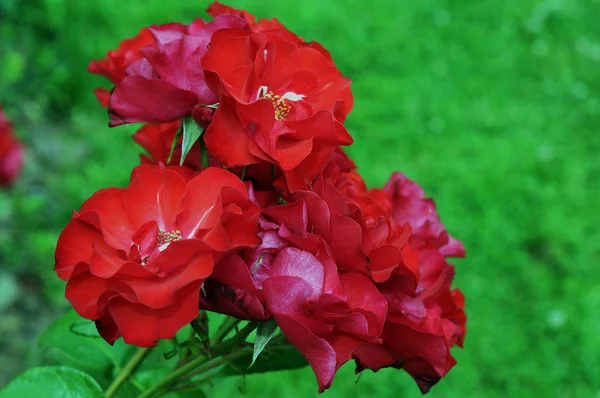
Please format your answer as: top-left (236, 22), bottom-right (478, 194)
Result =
top-left (219, 340), bottom-right (308, 377)
top-left (0, 366), bottom-right (103, 398)
top-left (180, 116), bottom-right (204, 166)
top-left (250, 320), bottom-right (278, 368)
top-left (69, 318), bottom-right (102, 338)
top-left (38, 310), bottom-right (129, 383)
top-left (167, 123), bottom-right (183, 164)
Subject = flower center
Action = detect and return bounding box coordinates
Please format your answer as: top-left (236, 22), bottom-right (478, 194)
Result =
top-left (157, 230), bottom-right (182, 247)
top-left (263, 90), bottom-right (291, 121)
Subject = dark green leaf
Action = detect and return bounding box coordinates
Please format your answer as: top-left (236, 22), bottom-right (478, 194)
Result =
top-left (167, 123), bottom-right (183, 164)
top-left (180, 116), bottom-right (203, 166)
top-left (250, 320), bottom-right (278, 368)
top-left (0, 366), bottom-right (103, 398)
top-left (69, 318), bottom-right (101, 338)
top-left (38, 310), bottom-right (129, 383)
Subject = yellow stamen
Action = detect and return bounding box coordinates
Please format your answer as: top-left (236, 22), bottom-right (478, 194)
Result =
top-left (263, 90), bottom-right (291, 121)
top-left (157, 230), bottom-right (182, 246)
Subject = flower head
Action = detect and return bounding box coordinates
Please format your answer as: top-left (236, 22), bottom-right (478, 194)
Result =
top-left (54, 165), bottom-right (259, 346)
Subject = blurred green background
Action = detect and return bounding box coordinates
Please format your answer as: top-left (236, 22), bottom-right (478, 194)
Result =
top-left (1, 0), bottom-right (599, 396)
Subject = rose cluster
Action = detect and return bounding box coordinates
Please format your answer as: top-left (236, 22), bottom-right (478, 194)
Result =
top-left (0, 107), bottom-right (23, 187)
top-left (56, 2), bottom-right (466, 393)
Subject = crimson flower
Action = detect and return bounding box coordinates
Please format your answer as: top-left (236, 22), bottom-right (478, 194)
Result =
top-left (0, 108), bottom-right (23, 187)
top-left (262, 173), bottom-right (419, 284)
top-left (107, 15), bottom-right (248, 126)
top-left (262, 248), bottom-right (387, 391)
top-left (204, 228), bottom-right (388, 391)
top-left (202, 20), bottom-right (353, 191)
top-left (88, 22), bottom-right (188, 107)
top-left (352, 172), bottom-right (467, 393)
top-left (54, 165), bottom-right (259, 346)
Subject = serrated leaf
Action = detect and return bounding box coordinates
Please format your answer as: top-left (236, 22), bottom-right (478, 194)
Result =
top-left (0, 366), bottom-right (103, 398)
top-left (250, 320), bottom-right (278, 368)
top-left (180, 116), bottom-right (203, 166)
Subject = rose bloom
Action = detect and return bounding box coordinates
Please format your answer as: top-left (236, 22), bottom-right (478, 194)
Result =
top-left (202, 13), bottom-right (354, 191)
top-left (352, 171), bottom-right (466, 393)
top-left (202, 163), bottom-right (466, 393)
top-left (0, 108), bottom-right (23, 187)
top-left (107, 15), bottom-right (248, 126)
top-left (205, 221), bottom-right (389, 392)
top-left (202, 166), bottom-right (416, 391)
top-left (88, 22), bottom-right (188, 107)
top-left (54, 165), bottom-right (259, 346)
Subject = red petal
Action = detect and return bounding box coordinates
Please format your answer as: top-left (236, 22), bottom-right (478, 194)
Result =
top-left (274, 314), bottom-right (336, 392)
top-left (65, 272), bottom-right (110, 319)
top-left (340, 272), bottom-right (387, 337)
top-left (107, 281), bottom-right (202, 347)
top-left (124, 252), bottom-right (213, 308)
top-left (123, 165), bottom-right (187, 231)
top-left (93, 88), bottom-right (110, 107)
top-left (269, 248), bottom-right (324, 302)
top-left (178, 167), bottom-right (247, 239)
top-left (108, 76), bottom-right (198, 126)
top-left (55, 218), bottom-right (103, 280)
top-left (79, 188), bottom-right (136, 252)
top-left (203, 97), bottom-right (260, 167)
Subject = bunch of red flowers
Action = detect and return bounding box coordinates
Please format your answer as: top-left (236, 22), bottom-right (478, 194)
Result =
top-left (0, 108), bottom-right (23, 187)
top-left (55, 2), bottom-right (466, 393)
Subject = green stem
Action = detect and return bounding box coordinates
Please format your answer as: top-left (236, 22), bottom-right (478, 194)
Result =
top-left (140, 347), bottom-right (253, 398)
top-left (179, 346), bottom-right (252, 380)
top-left (211, 317), bottom-right (241, 345)
top-left (138, 353), bottom-right (209, 398)
top-left (213, 321), bottom-right (257, 356)
top-left (139, 322), bottom-right (258, 398)
top-left (105, 347), bottom-right (151, 398)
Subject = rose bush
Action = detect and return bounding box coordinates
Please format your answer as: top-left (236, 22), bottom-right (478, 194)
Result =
top-left (6, 2), bottom-right (470, 396)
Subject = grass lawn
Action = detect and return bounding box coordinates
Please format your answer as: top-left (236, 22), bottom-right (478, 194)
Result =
top-left (1, 0), bottom-right (599, 396)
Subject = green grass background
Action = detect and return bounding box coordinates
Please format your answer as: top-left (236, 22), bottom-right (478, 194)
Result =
top-left (1, 0), bottom-right (599, 396)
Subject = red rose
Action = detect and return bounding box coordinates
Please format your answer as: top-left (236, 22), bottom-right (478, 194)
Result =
top-left (202, 24), bottom-right (353, 191)
top-left (351, 172), bottom-right (466, 392)
top-left (88, 22), bottom-right (188, 107)
top-left (54, 165), bottom-right (259, 346)
top-left (107, 15), bottom-right (248, 126)
top-left (262, 248), bottom-right (387, 392)
top-left (0, 108), bottom-right (23, 187)
top-left (261, 172), bottom-right (418, 285)
top-left (205, 235), bottom-right (388, 391)
top-left (353, 252), bottom-right (466, 393)
top-left (383, 171), bottom-right (465, 258)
